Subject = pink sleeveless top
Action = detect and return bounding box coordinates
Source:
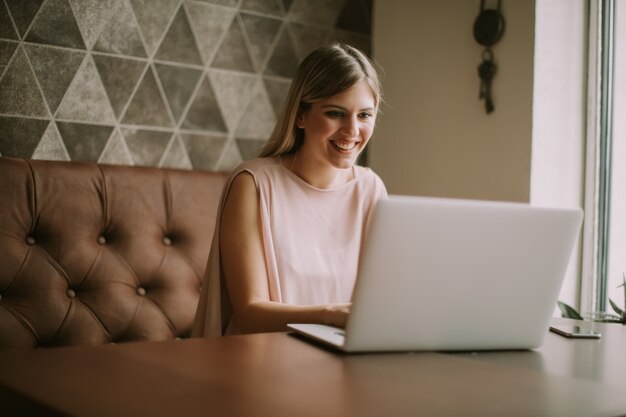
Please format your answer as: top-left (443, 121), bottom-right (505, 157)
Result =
top-left (192, 157), bottom-right (387, 336)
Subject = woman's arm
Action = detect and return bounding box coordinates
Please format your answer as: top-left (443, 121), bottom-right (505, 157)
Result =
top-left (220, 172), bottom-right (349, 334)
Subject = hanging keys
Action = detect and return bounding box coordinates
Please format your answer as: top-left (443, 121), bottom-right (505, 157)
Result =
top-left (473, 0), bottom-right (505, 114)
top-left (478, 49), bottom-right (496, 114)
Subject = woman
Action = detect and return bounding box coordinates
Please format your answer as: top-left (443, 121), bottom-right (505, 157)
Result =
top-left (192, 43), bottom-right (387, 336)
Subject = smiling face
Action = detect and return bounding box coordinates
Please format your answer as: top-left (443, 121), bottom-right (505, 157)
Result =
top-left (296, 79), bottom-right (377, 171)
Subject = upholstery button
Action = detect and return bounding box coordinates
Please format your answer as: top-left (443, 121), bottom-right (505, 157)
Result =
top-left (66, 289), bottom-right (76, 298)
top-left (97, 236), bottom-right (106, 245)
top-left (25, 236), bottom-right (35, 245)
top-left (163, 236), bottom-right (172, 246)
top-left (136, 287), bottom-right (146, 296)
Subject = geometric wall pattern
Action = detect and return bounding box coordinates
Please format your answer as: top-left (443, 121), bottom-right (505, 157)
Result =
top-left (0, 0), bottom-right (372, 171)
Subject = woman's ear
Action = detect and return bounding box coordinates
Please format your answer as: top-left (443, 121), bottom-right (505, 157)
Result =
top-left (296, 102), bottom-right (311, 129)
top-left (295, 112), bottom-right (305, 129)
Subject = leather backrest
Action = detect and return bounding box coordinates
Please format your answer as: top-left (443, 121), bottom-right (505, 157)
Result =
top-left (0, 157), bottom-right (227, 348)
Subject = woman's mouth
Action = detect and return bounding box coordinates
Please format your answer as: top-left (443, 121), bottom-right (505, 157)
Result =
top-left (331, 140), bottom-right (358, 152)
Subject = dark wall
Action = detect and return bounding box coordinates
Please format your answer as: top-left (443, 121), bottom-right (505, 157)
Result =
top-left (0, 0), bottom-right (371, 171)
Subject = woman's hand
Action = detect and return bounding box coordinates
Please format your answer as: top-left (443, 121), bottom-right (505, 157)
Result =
top-left (323, 303), bottom-right (352, 328)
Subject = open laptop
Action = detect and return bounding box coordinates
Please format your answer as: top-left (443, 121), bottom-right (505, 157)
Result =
top-left (288, 195), bottom-right (583, 353)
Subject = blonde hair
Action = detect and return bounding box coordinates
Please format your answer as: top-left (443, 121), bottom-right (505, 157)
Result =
top-left (259, 43), bottom-right (382, 158)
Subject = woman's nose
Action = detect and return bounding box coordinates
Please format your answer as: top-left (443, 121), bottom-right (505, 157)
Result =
top-left (342, 116), bottom-right (358, 136)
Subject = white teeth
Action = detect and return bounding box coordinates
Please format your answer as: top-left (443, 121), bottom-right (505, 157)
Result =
top-left (334, 141), bottom-right (356, 151)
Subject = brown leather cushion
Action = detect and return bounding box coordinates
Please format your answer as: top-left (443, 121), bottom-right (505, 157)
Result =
top-left (0, 157), bottom-right (227, 348)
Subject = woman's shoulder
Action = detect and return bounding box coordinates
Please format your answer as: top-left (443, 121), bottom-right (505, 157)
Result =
top-left (225, 157), bottom-right (287, 191)
top-left (233, 157), bottom-right (279, 172)
top-left (229, 157), bottom-right (282, 178)
top-left (354, 165), bottom-right (388, 199)
top-left (355, 165), bottom-right (384, 185)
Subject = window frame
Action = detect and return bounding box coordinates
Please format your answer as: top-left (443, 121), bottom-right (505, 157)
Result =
top-left (581, 0), bottom-right (616, 315)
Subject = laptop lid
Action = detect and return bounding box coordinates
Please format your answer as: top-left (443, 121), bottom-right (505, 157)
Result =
top-left (290, 195), bottom-right (583, 353)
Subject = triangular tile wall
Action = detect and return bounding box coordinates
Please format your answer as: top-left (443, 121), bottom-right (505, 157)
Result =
top-left (0, 0), bottom-right (372, 171)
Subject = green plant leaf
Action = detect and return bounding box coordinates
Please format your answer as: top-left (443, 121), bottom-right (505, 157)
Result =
top-left (620, 273), bottom-right (626, 310)
top-left (557, 301), bottom-right (584, 320)
top-left (609, 298), bottom-right (624, 317)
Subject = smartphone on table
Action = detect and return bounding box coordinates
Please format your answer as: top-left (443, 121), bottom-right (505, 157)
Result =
top-left (549, 324), bottom-right (601, 339)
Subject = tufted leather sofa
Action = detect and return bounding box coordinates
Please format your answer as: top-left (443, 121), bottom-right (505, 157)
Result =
top-left (0, 157), bottom-right (227, 349)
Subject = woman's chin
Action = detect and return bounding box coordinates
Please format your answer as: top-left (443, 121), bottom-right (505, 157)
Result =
top-left (330, 156), bottom-right (358, 170)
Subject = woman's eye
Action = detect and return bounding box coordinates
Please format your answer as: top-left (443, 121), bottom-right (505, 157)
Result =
top-left (326, 111), bottom-right (344, 118)
top-left (358, 112), bottom-right (373, 119)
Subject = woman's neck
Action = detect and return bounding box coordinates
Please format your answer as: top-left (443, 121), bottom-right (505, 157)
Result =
top-left (281, 154), bottom-right (354, 190)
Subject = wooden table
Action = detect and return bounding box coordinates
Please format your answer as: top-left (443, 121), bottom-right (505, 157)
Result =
top-left (1, 319), bottom-right (626, 417)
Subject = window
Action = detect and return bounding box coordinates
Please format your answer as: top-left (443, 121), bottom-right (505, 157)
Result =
top-left (605, 0), bottom-right (625, 311)
top-left (531, 0), bottom-right (586, 312)
top-left (581, 0), bottom-right (623, 315)
top-left (532, 0), bottom-right (622, 317)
